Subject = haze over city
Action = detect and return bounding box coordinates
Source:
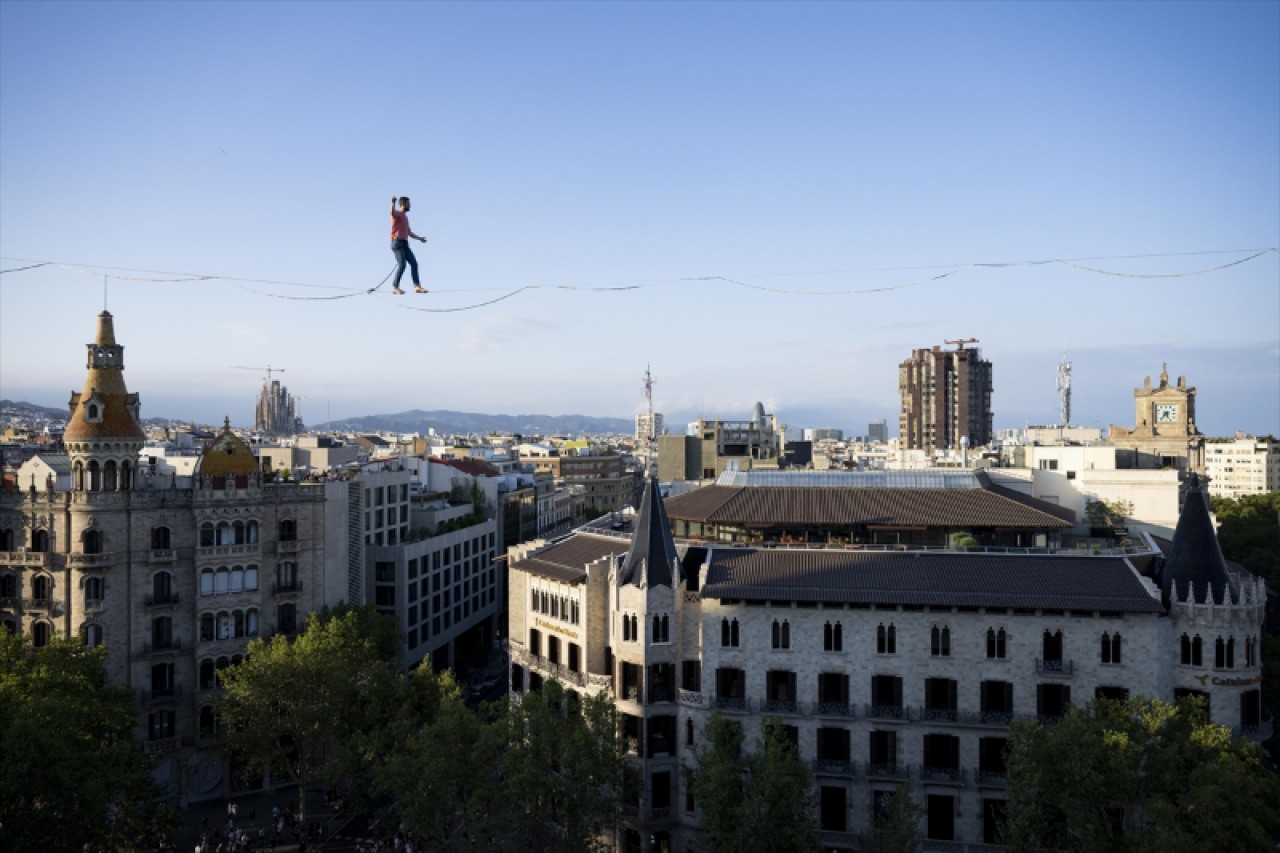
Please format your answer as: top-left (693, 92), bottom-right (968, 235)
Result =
top-left (2, 2), bottom-right (1277, 436)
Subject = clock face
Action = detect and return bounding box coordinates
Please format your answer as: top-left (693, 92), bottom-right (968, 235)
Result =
top-left (1155, 404), bottom-right (1178, 424)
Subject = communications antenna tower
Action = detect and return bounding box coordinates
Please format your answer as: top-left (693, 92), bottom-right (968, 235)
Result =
top-left (1057, 353), bottom-right (1072, 427)
top-left (642, 364), bottom-right (657, 477)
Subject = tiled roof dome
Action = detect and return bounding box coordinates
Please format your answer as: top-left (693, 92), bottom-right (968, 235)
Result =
top-left (197, 419), bottom-right (259, 478)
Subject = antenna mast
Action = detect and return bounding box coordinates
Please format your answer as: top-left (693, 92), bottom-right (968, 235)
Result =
top-left (1057, 353), bottom-right (1072, 427)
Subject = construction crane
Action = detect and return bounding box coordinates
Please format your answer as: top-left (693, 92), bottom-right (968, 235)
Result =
top-left (230, 365), bottom-right (286, 382)
top-left (945, 338), bottom-right (978, 350)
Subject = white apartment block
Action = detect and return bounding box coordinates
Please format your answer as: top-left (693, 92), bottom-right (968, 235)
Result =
top-left (1204, 435), bottom-right (1280, 498)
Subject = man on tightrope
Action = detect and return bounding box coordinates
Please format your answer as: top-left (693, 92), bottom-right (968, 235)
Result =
top-left (389, 195), bottom-right (428, 294)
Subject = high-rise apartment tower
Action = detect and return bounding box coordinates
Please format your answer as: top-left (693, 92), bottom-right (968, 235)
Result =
top-left (898, 340), bottom-right (993, 450)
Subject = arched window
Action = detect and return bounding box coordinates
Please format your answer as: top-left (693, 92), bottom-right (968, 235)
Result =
top-left (200, 658), bottom-right (217, 689)
top-left (0, 574), bottom-right (15, 598)
top-left (84, 576), bottom-right (104, 604)
top-left (230, 567), bottom-right (244, 593)
top-left (152, 616), bottom-right (173, 648)
top-left (987, 627), bottom-right (1008, 659)
top-left (83, 623), bottom-right (103, 647)
top-left (1101, 632), bottom-right (1122, 665)
top-left (32, 575), bottom-right (51, 601)
top-left (719, 618), bottom-right (740, 648)
top-left (200, 523), bottom-right (215, 548)
top-left (200, 569), bottom-right (214, 596)
top-left (199, 706), bottom-right (217, 735)
top-left (277, 603), bottom-right (297, 634)
top-left (74, 462), bottom-right (84, 491)
top-left (246, 608), bottom-right (259, 636)
top-left (278, 562), bottom-right (297, 589)
top-left (151, 527), bottom-right (171, 550)
top-left (88, 461), bottom-right (101, 492)
top-left (103, 461), bottom-right (117, 491)
top-left (1042, 630), bottom-right (1064, 663)
top-left (152, 572), bottom-right (173, 603)
top-left (279, 519), bottom-right (297, 542)
top-left (245, 565), bottom-right (259, 591)
top-left (217, 522), bottom-right (233, 546)
top-left (83, 529), bottom-right (103, 555)
top-left (31, 529), bottom-right (49, 553)
top-left (771, 619), bottom-right (791, 650)
top-left (877, 623), bottom-right (897, 654)
top-left (33, 621), bottom-right (51, 647)
top-left (0, 528), bottom-right (13, 551)
top-left (217, 612), bottom-right (232, 640)
top-left (120, 460), bottom-right (132, 490)
top-left (931, 625), bottom-right (951, 657)
top-left (824, 621), bottom-right (843, 652)
top-left (2, 618), bottom-right (17, 635)
top-left (234, 610), bottom-right (245, 638)
top-left (1191, 634), bottom-right (1203, 666)
top-left (214, 569), bottom-right (229, 595)
top-left (148, 710), bottom-right (175, 741)
top-left (200, 613), bottom-right (215, 642)
top-left (246, 520), bottom-right (259, 544)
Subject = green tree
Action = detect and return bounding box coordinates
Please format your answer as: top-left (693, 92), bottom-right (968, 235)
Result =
top-left (1003, 696), bottom-right (1280, 853)
top-left (1084, 498), bottom-right (1134, 528)
top-left (0, 633), bottom-right (168, 851)
top-left (685, 713), bottom-right (820, 853)
top-left (217, 604), bottom-right (399, 823)
top-left (865, 782), bottom-right (922, 853)
top-left (1210, 491), bottom-right (1280, 590)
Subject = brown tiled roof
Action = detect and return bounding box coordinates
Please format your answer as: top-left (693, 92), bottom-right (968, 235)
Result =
top-left (433, 457), bottom-right (501, 477)
top-left (197, 426), bottom-right (259, 477)
top-left (510, 533), bottom-right (626, 584)
top-left (64, 312), bottom-right (144, 442)
top-left (664, 485), bottom-right (1072, 529)
top-left (702, 548), bottom-right (1163, 613)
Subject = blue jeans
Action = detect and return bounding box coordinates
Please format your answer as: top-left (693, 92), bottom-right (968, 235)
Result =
top-left (391, 239), bottom-right (419, 288)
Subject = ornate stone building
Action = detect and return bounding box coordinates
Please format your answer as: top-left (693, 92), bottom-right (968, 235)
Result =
top-left (507, 470), bottom-right (1267, 851)
top-left (0, 311), bottom-right (334, 801)
top-left (1109, 364), bottom-right (1205, 473)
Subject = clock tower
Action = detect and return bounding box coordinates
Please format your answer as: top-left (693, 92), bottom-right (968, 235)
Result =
top-left (1109, 364), bottom-right (1204, 472)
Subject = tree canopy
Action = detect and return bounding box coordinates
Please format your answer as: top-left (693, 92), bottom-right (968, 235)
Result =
top-left (1003, 696), bottom-right (1280, 853)
top-left (0, 633), bottom-right (168, 851)
top-left (1210, 491), bottom-right (1280, 590)
top-left (684, 713), bottom-right (820, 853)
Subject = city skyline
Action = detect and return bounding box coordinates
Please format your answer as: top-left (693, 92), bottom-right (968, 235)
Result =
top-left (2, 2), bottom-right (1277, 436)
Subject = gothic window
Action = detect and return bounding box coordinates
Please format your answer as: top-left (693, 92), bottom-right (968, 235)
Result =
top-left (32, 621), bottom-right (51, 647)
top-left (200, 613), bottom-right (215, 642)
top-left (152, 616), bottom-right (173, 648)
top-left (986, 627), bottom-right (1008, 659)
top-left (84, 576), bottom-right (104, 604)
top-left (199, 658), bottom-right (216, 689)
top-left (151, 526), bottom-right (171, 550)
top-left (200, 569), bottom-right (214, 596)
top-left (931, 625), bottom-right (951, 657)
top-left (824, 621), bottom-right (843, 652)
top-left (31, 575), bottom-right (51, 601)
top-left (1, 618), bottom-right (16, 635)
top-left (245, 565), bottom-right (259, 591)
top-left (74, 462), bottom-right (84, 491)
top-left (234, 610), bottom-right (245, 638)
top-left (199, 706), bottom-right (217, 736)
top-left (88, 461), bottom-right (101, 492)
top-left (31, 529), bottom-right (49, 552)
top-left (1215, 636), bottom-right (1235, 669)
top-left (0, 528), bottom-right (13, 551)
top-left (120, 461), bottom-right (132, 490)
top-left (0, 574), bottom-right (15, 597)
top-left (277, 603), bottom-right (297, 634)
top-left (87, 404), bottom-right (99, 420)
top-left (83, 529), bottom-right (103, 555)
top-left (83, 623), bottom-right (103, 647)
top-left (233, 521), bottom-right (246, 545)
top-left (103, 461), bottom-right (117, 491)
top-left (246, 520), bottom-right (259, 544)
top-left (771, 619), bottom-right (791, 650)
top-left (216, 522), bottom-right (233, 546)
top-left (279, 519), bottom-right (297, 542)
top-left (1101, 632), bottom-right (1122, 665)
top-left (246, 608), bottom-right (259, 636)
top-left (148, 710), bottom-right (175, 741)
top-left (200, 523), bottom-right (215, 547)
top-left (1042, 630), bottom-right (1064, 663)
top-left (1245, 636), bottom-right (1258, 667)
top-left (214, 569), bottom-right (229, 595)
top-left (278, 562), bottom-right (297, 590)
top-left (721, 617), bottom-right (740, 648)
top-left (217, 612), bottom-right (233, 640)
top-left (877, 623), bottom-right (896, 655)
top-left (230, 567), bottom-right (244, 594)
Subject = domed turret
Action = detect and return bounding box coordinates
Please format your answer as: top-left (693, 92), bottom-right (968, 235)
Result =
top-left (196, 419), bottom-right (260, 489)
top-left (64, 311), bottom-right (144, 491)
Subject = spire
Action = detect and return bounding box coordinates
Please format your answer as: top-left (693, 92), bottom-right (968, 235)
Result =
top-left (1161, 474), bottom-right (1232, 603)
top-left (64, 311), bottom-right (144, 442)
top-left (619, 475), bottom-right (678, 588)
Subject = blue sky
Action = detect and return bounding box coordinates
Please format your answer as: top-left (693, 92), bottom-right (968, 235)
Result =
top-left (2, 1), bottom-right (1277, 437)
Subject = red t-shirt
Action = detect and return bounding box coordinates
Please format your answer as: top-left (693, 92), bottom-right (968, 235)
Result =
top-left (390, 210), bottom-right (409, 241)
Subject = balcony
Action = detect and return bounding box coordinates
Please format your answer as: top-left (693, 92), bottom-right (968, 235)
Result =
top-left (919, 707), bottom-right (959, 724)
top-left (22, 597), bottom-right (58, 613)
top-left (678, 688), bottom-right (705, 707)
top-left (141, 685), bottom-right (183, 703)
top-left (68, 553), bottom-right (114, 568)
top-left (812, 701), bottom-right (856, 719)
top-left (812, 758), bottom-right (855, 778)
top-left (713, 696), bottom-right (751, 713)
top-left (865, 703), bottom-right (910, 722)
top-left (140, 638), bottom-right (183, 655)
top-left (143, 737), bottom-right (180, 755)
top-left (0, 551), bottom-right (52, 568)
top-left (149, 548), bottom-right (176, 563)
top-left (276, 539), bottom-right (301, 554)
top-left (271, 580), bottom-right (303, 595)
top-left (918, 765), bottom-right (966, 787)
top-left (196, 543), bottom-right (259, 560)
top-left (648, 684), bottom-right (675, 704)
top-left (83, 598), bottom-right (107, 615)
top-left (0, 596), bottom-right (19, 611)
top-left (1034, 658), bottom-right (1074, 677)
top-left (973, 767), bottom-right (1008, 787)
top-left (762, 698), bottom-right (801, 715)
top-left (145, 591), bottom-right (180, 607)
top-left (865, 762), bottom-right (910, 781)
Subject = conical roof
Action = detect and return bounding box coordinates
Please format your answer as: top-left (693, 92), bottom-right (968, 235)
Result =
top-left (1161, 474), bottom-right (1232, 603)
top-left (64, 311), bottom-right (145, 442)
top-left (197, 419), bottom-right (259, 478)
top-left (620, 475), bottom-right (678, 588)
